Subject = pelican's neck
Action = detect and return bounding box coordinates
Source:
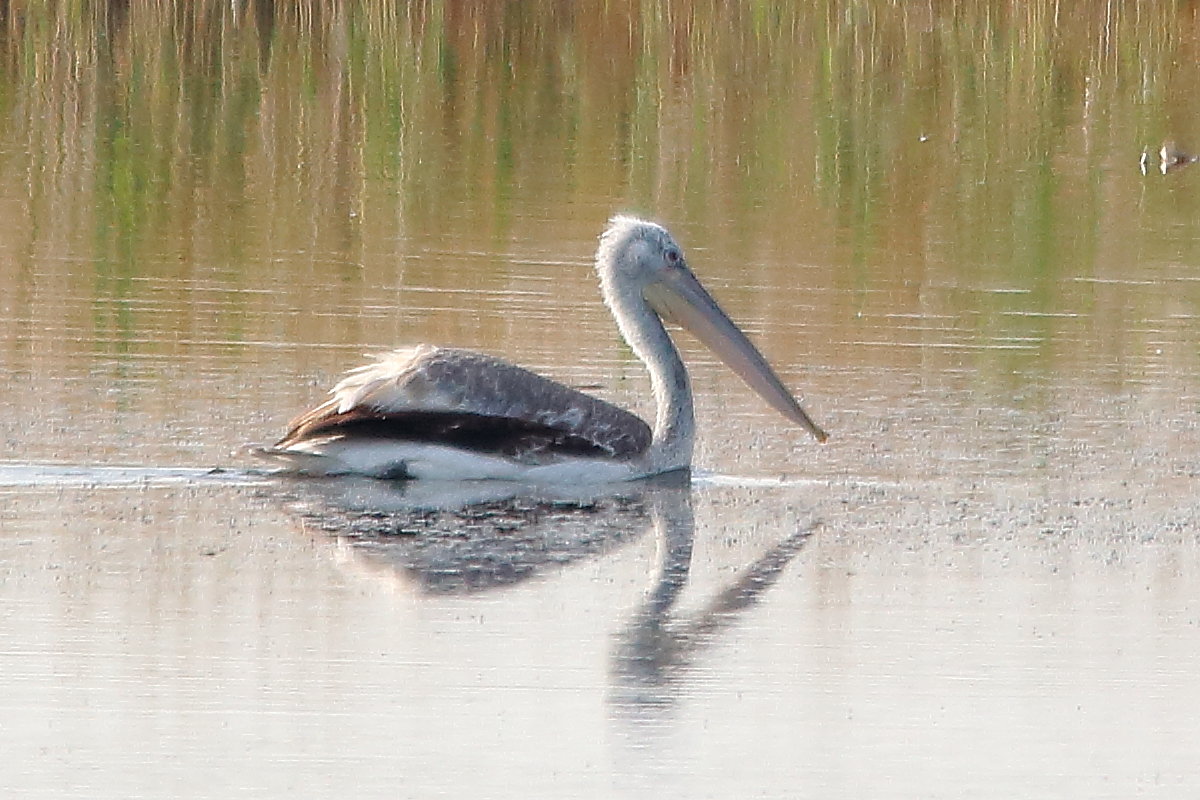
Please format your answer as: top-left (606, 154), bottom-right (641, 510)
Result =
top-left (602, 278), bottom-right (695, 472)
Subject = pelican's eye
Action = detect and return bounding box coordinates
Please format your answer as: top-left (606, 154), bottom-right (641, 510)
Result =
top-left (664, 248), bottom-right (681, 265)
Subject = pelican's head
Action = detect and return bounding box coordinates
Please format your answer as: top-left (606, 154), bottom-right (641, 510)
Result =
top-left (596, 215), bottom-right (828, 443)
top-left (597, 215), bottom-right (684, 288)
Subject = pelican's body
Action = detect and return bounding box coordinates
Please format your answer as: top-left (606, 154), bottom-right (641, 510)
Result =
top-left (257, 216), bottom-right (826, 481)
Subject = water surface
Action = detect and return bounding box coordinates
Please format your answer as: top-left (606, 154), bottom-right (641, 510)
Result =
top-left (2, 3), bottom-right (1199, 798)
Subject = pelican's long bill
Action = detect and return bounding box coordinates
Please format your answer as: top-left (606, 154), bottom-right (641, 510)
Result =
top-left (643, 264), bottom-right (829, 443)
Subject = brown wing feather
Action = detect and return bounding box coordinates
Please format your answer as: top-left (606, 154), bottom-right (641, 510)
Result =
top-left (275, 345), bottom-right (651, 461)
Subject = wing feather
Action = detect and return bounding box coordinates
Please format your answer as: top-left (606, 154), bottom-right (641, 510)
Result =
top-left (275, 345), bottom-right (651, 461)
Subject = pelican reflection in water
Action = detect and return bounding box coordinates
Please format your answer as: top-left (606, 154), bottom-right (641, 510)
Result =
top-left (280, 474), bottom-right (815, 708)
top-left (256, 216), bottom-right (826, 481)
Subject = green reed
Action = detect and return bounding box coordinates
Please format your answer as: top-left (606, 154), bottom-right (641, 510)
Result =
top-left (1, 0), bottom-right (1197, 381)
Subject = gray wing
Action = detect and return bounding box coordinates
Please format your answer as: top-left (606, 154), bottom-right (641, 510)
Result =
top-left (274, 345), bottom-right (652, 461)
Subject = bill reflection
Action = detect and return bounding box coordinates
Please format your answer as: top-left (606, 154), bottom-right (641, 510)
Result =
top-left (609, 488), bottom-right (815, 716)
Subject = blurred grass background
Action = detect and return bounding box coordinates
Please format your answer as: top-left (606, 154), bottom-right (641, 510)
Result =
top-left (1, 0), bottom-right (1198, 416)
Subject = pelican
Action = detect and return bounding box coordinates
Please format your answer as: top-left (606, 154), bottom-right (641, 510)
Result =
top-left (256, 216), bottom-right (827, 482)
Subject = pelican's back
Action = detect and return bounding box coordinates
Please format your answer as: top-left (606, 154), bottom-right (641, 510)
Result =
top-left (260, 345), bottom-right (651, 477)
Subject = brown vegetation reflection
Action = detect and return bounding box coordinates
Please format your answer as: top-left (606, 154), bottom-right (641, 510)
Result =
top-left (1, 1), bottom-right (1199, 465)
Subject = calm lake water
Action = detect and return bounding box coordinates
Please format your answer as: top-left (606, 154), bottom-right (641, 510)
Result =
top-left (2, 3), bottom-right (1199, 797)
